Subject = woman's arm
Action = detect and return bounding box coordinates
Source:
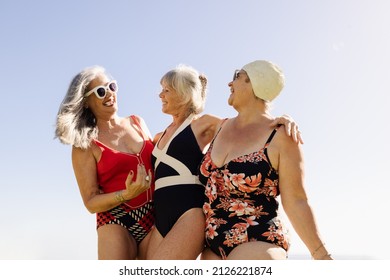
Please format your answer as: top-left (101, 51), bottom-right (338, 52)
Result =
top-left (72, 146), bottom-right (115, 213)
top-left (192, 114), bottom-right (223, 152)
top-left (71, 146), bottom-right (150, 213)
top-left (276, 134), bottom-right (332, 260)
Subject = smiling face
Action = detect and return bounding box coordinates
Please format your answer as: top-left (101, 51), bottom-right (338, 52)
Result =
top-left (227, 70), bottom-right (254, 108)
top-left (159, 80), bottom-right (185, 116)
top-left (84, 74), bottom-right (118, 118)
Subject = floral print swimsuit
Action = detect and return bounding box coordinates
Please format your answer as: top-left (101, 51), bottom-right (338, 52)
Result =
top-left (198, 123), bottom-right (290, 259)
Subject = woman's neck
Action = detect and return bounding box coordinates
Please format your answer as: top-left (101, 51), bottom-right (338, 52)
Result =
top-left (170, 111), bottom-right (193, 127)
top-left (97, 114), bottom-right (121, 131)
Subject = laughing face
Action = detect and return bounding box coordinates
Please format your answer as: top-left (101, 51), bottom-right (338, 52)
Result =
top-left (84, 75), bottom-right (118, 117)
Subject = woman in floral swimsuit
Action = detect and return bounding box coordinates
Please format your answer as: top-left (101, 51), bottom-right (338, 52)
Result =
top-left (198, 60), bottom-right (332, 260)
top-left (199, 122), bottom-right (289, 259)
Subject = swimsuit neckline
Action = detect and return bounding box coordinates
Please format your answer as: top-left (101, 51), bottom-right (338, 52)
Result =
top-left (154, 114), bottom-right (195, 152)
top-left (94, 138), bottom-right (147, 157)
top-left (208, 147), bottom-right (269, 170)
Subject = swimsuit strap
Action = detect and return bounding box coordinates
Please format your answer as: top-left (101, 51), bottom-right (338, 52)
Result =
top-left (264, 124), bottom-right (282, 147)
top-left (208, 118), bottom-right (228, 151)
top-left (130, 115), bottom-right (149, 141)
top-left (156, 114), bottom-right (195, 153)
top-left (263, 124), bottom-right (282, 168)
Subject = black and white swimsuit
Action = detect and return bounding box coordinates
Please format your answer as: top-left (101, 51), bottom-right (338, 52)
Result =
top-left (151, 115), bottom-right (205, 237)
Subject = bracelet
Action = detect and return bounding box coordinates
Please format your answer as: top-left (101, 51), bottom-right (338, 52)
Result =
top-left (311, 243), bottom-right (325, 257)
top-left (319, 253), bottom-right (332, 260)
top-left (115, 190), bottom-right (126, 203)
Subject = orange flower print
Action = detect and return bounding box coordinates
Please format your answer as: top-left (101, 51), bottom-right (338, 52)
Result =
top-left (210, 170), bottom-right (220, 184)
top-left (203, 202), bottom-right (214, 216)
top-left (263, 178), bottom-right (279, 197)
top-left (206, 224), bottom-right (218, 239)
top-left (237, 173), bottom-right (261, 193)
top-left (199, 152), bottom-right (212, 177)
top-left (230, 173), bottom-right (246, 188)
top-left (232, 222), bottom-right (249, 232)
top-left (241, 215), bottom-right (259, 226)
top-left (223, 223), bottom-right (249, 248)
top-left (205, 183), bottom-right (216, 203)
top-left (252, 205), bottom-right (269, 218)
top-left (228, 200), bottom-right (254, 216)
top-left (216, 198), bottom-right (232, 212)
top-left (262, 224), bottom-right (280, 242)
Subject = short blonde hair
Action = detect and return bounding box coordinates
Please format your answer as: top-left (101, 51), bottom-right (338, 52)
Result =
top-left (161, 64), bottom-right (207, 114)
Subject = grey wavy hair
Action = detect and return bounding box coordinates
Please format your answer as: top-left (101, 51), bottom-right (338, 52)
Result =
top-left (55, 65), bottom-right (111, 149)
top-left (161, 64), bottom-right (207, 115)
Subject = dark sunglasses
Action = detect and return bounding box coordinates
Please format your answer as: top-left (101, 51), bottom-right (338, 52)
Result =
top-left (84, 80), bottom-right (118, 99)
top-left (233, 70), bottom-right (240, 81)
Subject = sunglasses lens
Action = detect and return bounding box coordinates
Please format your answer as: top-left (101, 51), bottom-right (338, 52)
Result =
top-left (109, 82), bottom-right (117, 92)
top-left (96, 87), bottom-right (106, 98)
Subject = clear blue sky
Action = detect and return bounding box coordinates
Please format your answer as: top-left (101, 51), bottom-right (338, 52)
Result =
top-left (1, 0), bottom-right (389, 260)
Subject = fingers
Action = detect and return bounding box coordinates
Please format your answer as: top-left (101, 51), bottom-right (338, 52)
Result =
top-left (126, 165), bottom-right (150, 187)
top-left (271, 115), bottom-right (305, 144)
top-left (136, 164), bottom-right (149, 187)
top-left (291, 123), bottom-right (298, 143)
top-left (137, 164), bottom-right (153, 189)
top-left (271, 116), bottom-right (292, 136)
top-left (146, 169), bottom-right (152, 188)
top-left (290, 123), bottom-right (304, 144)
top-left (124, 165), bottom-right (152, 200)
top-left (284, 122), bottom-right (292, 137)
top-left (125, 170), bottom-right (134, 187)
top-left (297, 130), bottom-right (304, 144)
top-left (269, 118), bottom-right (279, 127)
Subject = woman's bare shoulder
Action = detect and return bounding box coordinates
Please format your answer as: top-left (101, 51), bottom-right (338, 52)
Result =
top-left (153, 132), bottom-right (163, 145)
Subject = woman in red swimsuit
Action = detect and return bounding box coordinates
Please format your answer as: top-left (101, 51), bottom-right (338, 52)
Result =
top-left (55, 66), bottom-right (154, 259)
top-left (199, 60), bottom-right (332, 260)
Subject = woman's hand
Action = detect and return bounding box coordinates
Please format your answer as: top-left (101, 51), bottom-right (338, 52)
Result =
top-left (123, 164), bottom-right (152, 200)
top-left (270, 114), bottom-right (304, 144)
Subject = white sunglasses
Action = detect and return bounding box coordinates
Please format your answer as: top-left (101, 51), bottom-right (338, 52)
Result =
top-left (84, 80), bottom-right (118, 99)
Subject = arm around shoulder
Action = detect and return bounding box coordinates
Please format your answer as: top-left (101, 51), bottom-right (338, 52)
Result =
top-left (193, 114), bottom-right (223, 151)
top-left (196, 114), bottom-right (224, 137)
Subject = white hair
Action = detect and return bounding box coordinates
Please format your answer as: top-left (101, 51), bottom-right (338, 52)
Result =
top-left (55, 65), bottom-right (111, 149)
top-left (160, 64), bottom-right (207, 114)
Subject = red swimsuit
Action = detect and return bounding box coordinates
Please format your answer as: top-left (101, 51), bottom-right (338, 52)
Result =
top-left (94, 115), bottom-right (155, 244)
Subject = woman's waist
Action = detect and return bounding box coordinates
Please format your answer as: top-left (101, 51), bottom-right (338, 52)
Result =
top-left (154, 174), bottom-right (202, 190)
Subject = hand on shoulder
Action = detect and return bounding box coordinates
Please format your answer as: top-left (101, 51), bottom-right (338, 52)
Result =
top-left (270, 114), bottom-right (304, 144)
